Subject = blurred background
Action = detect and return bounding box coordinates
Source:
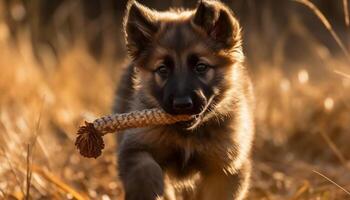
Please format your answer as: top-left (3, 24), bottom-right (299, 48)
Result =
top-left (0, 0), bottom-right (349, 199)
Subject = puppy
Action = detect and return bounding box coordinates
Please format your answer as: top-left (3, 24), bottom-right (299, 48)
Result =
top-left (113, 1), bottom-right (255, 199)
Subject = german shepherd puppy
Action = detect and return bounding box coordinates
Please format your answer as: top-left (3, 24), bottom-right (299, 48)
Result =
top-left (113, 0), bottom-right (255, 199)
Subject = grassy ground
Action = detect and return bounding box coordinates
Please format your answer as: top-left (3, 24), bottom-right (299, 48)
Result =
top-left (0, 1), bottom-right (350, 200)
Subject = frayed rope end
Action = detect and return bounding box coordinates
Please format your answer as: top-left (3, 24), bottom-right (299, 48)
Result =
top-left (75, 121), bottom-right (105, 158)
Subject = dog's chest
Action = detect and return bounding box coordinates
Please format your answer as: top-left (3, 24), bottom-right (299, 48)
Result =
top-left (153, 137), bottom-right (230, 178)
top-left (159, 145), bottom-right (201, 178)
top-left (146, 123), bottom-right (235, 177)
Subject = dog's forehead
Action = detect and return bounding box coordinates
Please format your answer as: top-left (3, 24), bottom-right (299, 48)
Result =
top-left (157, 21), bottom-right (202, 53)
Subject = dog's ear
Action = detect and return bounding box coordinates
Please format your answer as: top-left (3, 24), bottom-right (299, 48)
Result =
top-left (192, 0), bottom-right (241, 49)
top-left (124, 1), bottom-right (159, 59)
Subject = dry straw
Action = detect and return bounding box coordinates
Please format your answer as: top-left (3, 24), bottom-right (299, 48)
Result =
top-left (75, 108), bottom-right (192, 158)
top-left (343, 0), bottom-right (349, 27)
top-left (294, 0), bottom-right (350, 62)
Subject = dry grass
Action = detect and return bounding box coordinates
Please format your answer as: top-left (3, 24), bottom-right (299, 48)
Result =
top-left (251, 65), bottom-right (350, 199)
top-left (0, 33), bottom-right (119, 199)
top-left (0, 1), bottom-right (350, 199)
top-left (294, 0), bottom-right (350, 62)
top-left (343, 0), bottom-right (349, 27)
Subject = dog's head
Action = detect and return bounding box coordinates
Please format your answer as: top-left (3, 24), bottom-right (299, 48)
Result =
top-left (124, 0), bottom-right (244, 127)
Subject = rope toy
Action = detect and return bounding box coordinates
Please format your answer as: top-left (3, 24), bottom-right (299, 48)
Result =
top-left (75, 108), bottom-right (192, 158)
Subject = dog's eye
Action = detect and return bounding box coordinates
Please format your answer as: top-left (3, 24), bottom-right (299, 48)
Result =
top-left (194, 63), bottom-right (209, 74)
top-left (155, 65), bottom-right (169, 77)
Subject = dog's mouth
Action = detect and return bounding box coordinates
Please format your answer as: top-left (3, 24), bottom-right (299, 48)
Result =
top-left (174, 95), bottom-right (216, 131)
top-left (174, 114), bottom-right (201, 129)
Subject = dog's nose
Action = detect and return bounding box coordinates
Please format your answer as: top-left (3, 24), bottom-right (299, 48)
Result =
top-left (173, 96), bottom-right (193, 111)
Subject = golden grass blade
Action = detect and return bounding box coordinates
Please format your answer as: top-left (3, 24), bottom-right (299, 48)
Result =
top-left (25, 98), bottom-right (45, 200)
top-left (290, 181), bottom-right (310, 200)
top-left (0, 147), bottom-right (25, 196)
top-left (25, 145), bottom-right (32, 200)
top-left (313, 170), bottom-right (350, 196)
top-left (31, 97), bottom-right (53, 169)
top-left (0, 188), bottom-right (6, 199)
top-left (32, 165), bottom-right (87, 200)
top-left (293, 0), bottom-right (350, 62)
top-left (343, 0), bottom-right (349, 27)
top-left (334, 70), bottom-right (350, 79)
top-left (30, 98), bottom-right (44, 149)
top-left (318, 131), bottom-right (349, 169)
